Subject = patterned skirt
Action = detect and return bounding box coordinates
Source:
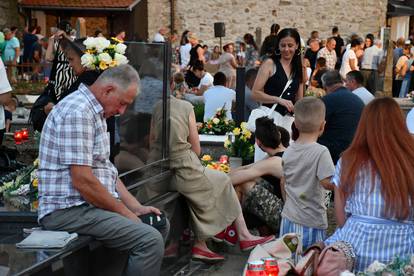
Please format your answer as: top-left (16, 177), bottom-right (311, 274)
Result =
top-left (325, 215), bottom-right (414, 272)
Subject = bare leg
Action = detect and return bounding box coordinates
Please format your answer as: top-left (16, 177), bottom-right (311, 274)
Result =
top-left (235, 181), bottom-right (256, 202)
top-left (194, 240), bottom-right (216, 254)
top-left (235, 212), bottom-right (269, 241)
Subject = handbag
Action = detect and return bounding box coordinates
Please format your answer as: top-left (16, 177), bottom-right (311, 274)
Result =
top-left (29, 83), bottom-right (56, 132)
top-left (316, 241), bottom-right (355, 276)
top-left (247, 78), bottom-right (294, 132)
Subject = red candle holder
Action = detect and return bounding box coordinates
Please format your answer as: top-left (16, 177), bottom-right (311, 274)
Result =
top-left (22, 128), bottom-right (29, 141)
top-left (14, 131), bottom-right (23, 145)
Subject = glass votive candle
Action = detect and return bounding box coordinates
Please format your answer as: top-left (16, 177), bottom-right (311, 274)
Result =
top-left (22, 128), bottom-right (29, 141)
top-left (14, 131), bottom-right (22, 145)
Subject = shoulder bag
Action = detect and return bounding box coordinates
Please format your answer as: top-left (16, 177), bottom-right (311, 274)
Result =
top-left (247, 77), bottom-right (294, 132)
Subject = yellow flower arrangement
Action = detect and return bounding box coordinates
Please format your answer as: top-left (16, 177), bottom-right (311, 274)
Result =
top-left (200, 155), bottom-right (230, 173)
top-left (225, 122), bottom-right (254, 161)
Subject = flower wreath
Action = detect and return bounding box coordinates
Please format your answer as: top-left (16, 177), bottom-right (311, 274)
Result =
top-left (81, 37), bottom-right (129, 71)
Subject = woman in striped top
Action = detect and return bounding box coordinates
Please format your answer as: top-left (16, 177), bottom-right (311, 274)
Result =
top-left (325, 97), bottom-right (414, 272)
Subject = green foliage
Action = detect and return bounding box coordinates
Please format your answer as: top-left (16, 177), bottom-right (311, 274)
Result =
top-left (193, 103), bottom-right (204, 123)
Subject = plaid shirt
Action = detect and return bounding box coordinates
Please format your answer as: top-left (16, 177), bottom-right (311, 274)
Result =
top-left (317, 47), bottom-right (337, 70)
top-left (38, 84), bottom-right (118, 220)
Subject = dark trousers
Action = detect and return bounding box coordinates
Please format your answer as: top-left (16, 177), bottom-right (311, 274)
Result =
top-left (41, 204), bottom-right (168, 276)
top-left (393, 79), bottom-right (403, 98)
top-left (360, 69), bottom-right (378, 95)
top-left (0, 129), bottom-right (4, 145)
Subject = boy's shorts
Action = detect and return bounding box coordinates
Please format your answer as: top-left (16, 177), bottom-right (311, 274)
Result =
top-left (280, 217), bottom-right (326, 251)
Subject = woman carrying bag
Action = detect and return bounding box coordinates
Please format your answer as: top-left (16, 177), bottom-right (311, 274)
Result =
top-left (250, 28), bottom-right (305, 160)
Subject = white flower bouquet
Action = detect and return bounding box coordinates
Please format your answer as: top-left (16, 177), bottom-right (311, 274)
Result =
top-left (81, 37), bottom-right (128, 71)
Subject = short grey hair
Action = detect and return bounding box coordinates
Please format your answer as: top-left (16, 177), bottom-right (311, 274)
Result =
top-left (97, 64), bottom-right (140, 94)
top-left (321, 70), bottom-right (342, 88)
top-left (374, 39), bottom-right (382, 46)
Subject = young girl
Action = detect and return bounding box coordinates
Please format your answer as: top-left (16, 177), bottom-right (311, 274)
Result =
top-left (172, 72), bottom-right (188, 99)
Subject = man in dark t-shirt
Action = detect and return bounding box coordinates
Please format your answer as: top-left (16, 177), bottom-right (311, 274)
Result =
top-left (260, 23), bottom-right (280, 58)
top-left (332, 26), bottom-right (344, 69)
top-left (318, 70), bottom-right (364, 164)
top-left (304, 39), bottom-right (320, 72)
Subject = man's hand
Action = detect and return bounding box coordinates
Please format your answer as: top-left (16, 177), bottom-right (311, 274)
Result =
top-left (133, 205), bottom-right (161, 217)
top-left (44, 102), bottom-right (55, 114)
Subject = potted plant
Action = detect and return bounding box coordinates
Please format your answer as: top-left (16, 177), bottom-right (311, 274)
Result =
top-left (224, 122), bottom-right (254, 168)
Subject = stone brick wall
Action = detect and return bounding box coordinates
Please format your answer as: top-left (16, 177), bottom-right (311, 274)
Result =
top-left (147, 0), bottom-right (387, 47)
top-left (0, 0), bottom-right (22, 30)
top-left (147, 0), bottom-right (171, 41)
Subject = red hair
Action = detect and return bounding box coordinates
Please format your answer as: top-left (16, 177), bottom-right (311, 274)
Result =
top-left (340, 97), bottom-right (414, 220)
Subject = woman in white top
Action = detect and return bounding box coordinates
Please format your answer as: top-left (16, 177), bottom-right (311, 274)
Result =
top-left (339, 38), bottom-right (363, 79)
top-left (179, 30), bottom-right (192, 69)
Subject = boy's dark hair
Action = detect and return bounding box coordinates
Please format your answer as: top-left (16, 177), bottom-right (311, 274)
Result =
top-left (332, 26), bottom-right (339, 34)
top-left (277, 126), bottom-right (290, 148)
top-left (192, 60), bottom-right (204, 71)
top-left (255, 117), bottom-right (281, 148)
top-left (346, 70), bottom-right (364, 85)
top-left (213, 72), bottom-right (227, 86)
top-left (245, 68), bottom-right (258, 83)
top-left (173, 72), bottom-right (185, 84)
top-left (316, 57), bottom-right (326, 67)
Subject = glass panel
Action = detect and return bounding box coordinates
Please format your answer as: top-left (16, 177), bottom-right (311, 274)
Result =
top-left (115, 42), bottom-right (169, 182)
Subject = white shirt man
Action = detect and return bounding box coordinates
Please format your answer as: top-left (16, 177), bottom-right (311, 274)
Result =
top-left (0, 58), bottom-right (12, 144)
top-left (198, 72), bottom-right (213, 90)
top-left (345, 70), bottom-right (374, 105)
top-left (361, 41), bottom-right (384, 71)
top-left (153, 27), bottom-right (167, 42)
top-left (203, 73), bottom-right (236, 121)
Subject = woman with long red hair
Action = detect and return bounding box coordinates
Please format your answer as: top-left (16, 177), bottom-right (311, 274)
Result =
top-left (325, 97), bottom-right (414, 272)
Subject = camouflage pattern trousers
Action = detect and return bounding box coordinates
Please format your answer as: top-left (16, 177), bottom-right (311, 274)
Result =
top-left (242, 179), bottom-right (283, 233)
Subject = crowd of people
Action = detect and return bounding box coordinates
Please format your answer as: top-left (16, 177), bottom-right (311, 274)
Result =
top-left (163, 25), bottom-right (414, 128)
top-left (1, 19), bottom-right (414, 275)
top-left (161, 24), bottom-right (414, 273)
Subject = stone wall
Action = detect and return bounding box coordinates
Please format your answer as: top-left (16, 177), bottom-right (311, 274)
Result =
top-left (0, 0), bottom-right (21, 30)
top-left (148, 0), bottom-right (387, 47)
top-left (147, 0), bottom-right (171, 42)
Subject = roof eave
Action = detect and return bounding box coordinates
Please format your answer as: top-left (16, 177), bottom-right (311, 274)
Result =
top-left (128, 0), bottom-right (142, 11)
top-left (19, 5), bottom-right (132, 12)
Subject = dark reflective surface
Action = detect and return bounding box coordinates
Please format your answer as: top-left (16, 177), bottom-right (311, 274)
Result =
top-left (0, 234), bottom-right (92, 275)
top-left (115, 42), bottom-right (169, 182)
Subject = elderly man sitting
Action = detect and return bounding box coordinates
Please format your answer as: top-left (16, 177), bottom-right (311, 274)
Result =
top-left (38, 65), bottom-right (168, 276)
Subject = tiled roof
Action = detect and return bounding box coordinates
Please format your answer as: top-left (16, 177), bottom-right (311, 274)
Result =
top-left (19, 0), bottom-right (138, 9)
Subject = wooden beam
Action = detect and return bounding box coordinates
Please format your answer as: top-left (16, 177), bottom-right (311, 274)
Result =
top-left (382, 39), bottom-right (394, 97)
